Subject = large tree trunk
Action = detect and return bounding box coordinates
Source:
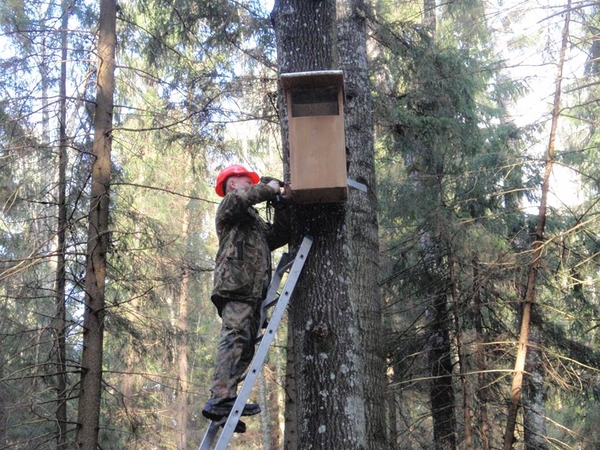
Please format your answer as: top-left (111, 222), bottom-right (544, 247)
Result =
top-left (273, 2), bottom-right (345, 448)
top-left (502, 1), bottom-right (570, 448)
top-left (337, 0), bottom-right (387, 448)
top-left (283, 326), bottom-right (298, 449)
top-left (75, 0), bottom-right (117, 447)
top-left (272, 0), bottom-right (384, 448)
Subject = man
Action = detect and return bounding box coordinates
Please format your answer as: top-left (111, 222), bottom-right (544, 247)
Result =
top-left (202, 164), bottom-right (290, 431)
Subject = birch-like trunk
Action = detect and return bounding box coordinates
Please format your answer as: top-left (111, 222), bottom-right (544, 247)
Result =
top-left (337, 0), bottom-right (387, 447)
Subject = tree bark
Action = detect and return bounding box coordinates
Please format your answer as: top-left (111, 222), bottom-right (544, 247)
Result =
top-left (337, 0), bottom-right (387, 448)
top-left (472, 260), bottom-right (490, 450)
top-left (273, 0), bottom-right (384, 447)
top-left (273, 2), bottom-right (346, 448)
top-left (502, 1), bottom-right (570, 448)
top-left (176, 210), bottom-right (190, 450)
top-left (423, 0), bottom-right (436, 31)
top-left (55, 0), bottom-right (70, 447)
top-left (387, 367), bottom-right (398, 449)
top-left (449, 254), bottom-right (472, 450)
top-left (75, 0), bottom-right (117, 447)
top-left (523, 317), bottom-right (548, 450)
top-left (428, 286), bottom-right (457, 450)
top-left (258, 370), bottom-right (272, 450)
top-left (283, 326), bottom-right (299, 449)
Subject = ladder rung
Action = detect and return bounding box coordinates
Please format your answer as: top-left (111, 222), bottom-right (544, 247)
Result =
top-left (277, 259), bottom-right (295, 275)
top-left (263, 295), bottom-right (279, 310)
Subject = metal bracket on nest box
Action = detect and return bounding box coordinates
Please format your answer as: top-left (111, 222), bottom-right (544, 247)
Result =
top-left (347, 178), bottom-right (367, 193)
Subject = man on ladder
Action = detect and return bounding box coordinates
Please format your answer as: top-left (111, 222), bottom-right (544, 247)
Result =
top-left (202, 164), bottom-right (291, 433)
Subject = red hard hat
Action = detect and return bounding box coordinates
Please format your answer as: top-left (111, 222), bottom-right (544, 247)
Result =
top-left (215, 164), bottom-right (260, 197)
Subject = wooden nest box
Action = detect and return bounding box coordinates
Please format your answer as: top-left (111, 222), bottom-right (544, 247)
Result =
top-left (280, 70), bottom-right (347, 204)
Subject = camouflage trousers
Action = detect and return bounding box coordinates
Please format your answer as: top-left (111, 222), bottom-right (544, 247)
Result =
top-left (210, 299), bottom-right (261, 401)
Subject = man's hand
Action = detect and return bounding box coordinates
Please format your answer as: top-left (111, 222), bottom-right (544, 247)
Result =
top-left (267, 179), bottom-right (281, 195)
top-left (261, 176), bottom-right (284, 195)
top-left (282, 183), bottom-right (292, 200)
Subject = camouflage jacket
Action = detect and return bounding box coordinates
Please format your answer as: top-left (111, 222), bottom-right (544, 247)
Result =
top-left (211, 183), bottom-right (290, 308)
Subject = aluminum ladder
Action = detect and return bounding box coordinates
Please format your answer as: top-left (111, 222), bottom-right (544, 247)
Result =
top-left (198, 235), bottom-right (313, 450)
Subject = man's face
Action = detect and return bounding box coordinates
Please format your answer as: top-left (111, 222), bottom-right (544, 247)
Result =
top-left (227, 175), bottom-right (254, 193)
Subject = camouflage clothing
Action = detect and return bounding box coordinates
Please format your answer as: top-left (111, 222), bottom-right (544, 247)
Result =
top-left (210, 301), bottom-right (260, 400)
top-left (209, 183), bottom-right (290, 401)
top-left (211, 183), bottom-right (290, 306)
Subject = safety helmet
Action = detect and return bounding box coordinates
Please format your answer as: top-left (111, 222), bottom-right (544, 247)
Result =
top-left (215, 164), bottom-right (260, 197)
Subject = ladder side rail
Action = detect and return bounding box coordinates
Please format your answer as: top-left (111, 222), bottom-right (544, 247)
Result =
top-left (214, 236), bottom-right (313, 450)
top-left (258, 252), bottom-right (291, 337)
top-left (198, 420), bottom-right (223, 450)
top-left (264, 252), bottom-right (291, 305)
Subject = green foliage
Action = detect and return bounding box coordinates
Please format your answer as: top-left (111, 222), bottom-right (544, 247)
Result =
top-left (372, 0), bottom-right (600, 448)
top-left (2, 0), bottom-right (600, 447)
top-left (0, 0), bottom-right (281, 446)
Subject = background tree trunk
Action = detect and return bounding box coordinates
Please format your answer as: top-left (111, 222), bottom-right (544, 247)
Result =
top-left (472, 260), bottom-right (490, 450)
top-left (75, 0), bottom-right (117, 447)
top-left (423, 0), bottom-right (436, 30)
top-left (428, 277), bottom-right (457, 450)
top-left (258, 371), bottom-right (272, 450)
top-left (387, 368), bottom-right (398, 449)
top-left (449, 254), bottom-right (473, 449)
top-left (54, 0), bottom-right (70, 447)
top-left (502, 1), bottom-right (570, 448)
top-left (523, 318), bottom-right (548, 450)
top-left (410, 2), bottom-right (458, 446)
top-left (176, 209), bottom-right (190, 450)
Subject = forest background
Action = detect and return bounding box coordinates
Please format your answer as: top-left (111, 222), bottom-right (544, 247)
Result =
top-left (1, 0), bottom-right (599, 448)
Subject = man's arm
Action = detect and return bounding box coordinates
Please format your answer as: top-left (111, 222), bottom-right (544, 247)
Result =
top-left (217, 182), bottom-right (279, 224)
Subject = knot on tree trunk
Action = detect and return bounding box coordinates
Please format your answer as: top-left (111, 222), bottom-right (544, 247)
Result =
top-left (311, 322), bottom-right (330, 342)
